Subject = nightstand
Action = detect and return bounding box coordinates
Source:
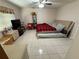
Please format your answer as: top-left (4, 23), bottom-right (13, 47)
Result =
top-left (0, 30), bottom-right (19, 45)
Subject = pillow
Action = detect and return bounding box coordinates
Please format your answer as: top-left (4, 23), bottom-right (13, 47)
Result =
top-left (51, 23), bottom-right (57, 28)
top-left (48, 22), bottom-right (57, 28)
top-left (61, 29), bottom-right (67, 34)
top-left (56, 23), bottom-right (65, 31)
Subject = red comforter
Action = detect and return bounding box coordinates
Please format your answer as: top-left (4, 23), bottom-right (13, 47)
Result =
top-left (36, 23), bottom-right (56, 32)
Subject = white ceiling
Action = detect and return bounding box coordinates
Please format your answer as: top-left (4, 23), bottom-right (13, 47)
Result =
top-left (7, 0), bottom-right (75, 8)
top-left (8, 0), bottom-right (39, 7)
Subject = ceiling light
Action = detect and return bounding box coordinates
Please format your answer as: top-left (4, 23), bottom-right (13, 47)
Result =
top-left (39, 4), bottom-right (44, 8)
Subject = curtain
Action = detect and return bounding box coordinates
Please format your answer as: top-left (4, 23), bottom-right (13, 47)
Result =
top-left (0, 6), bottom-right (14, 14)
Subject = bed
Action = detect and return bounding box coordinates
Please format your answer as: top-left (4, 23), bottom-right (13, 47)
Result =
top-left (36, 20), bottom-right (75, 38)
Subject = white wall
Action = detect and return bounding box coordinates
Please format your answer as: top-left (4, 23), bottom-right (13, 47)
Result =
top-left (22, 8), bottom-right (57, 24)
top-left (57, 0), bottom-right (79, 39)
top-left (66, 24), bottom-right (79, 59)
top-left (0, 0), bottom-right (22, 19)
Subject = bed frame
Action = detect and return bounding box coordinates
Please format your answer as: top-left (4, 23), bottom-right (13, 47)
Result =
top-left (36, 20), bottom-right (75, 38)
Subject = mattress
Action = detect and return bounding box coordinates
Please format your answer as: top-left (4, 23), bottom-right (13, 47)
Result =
top-left (37, 33), bottom-right (66, 38)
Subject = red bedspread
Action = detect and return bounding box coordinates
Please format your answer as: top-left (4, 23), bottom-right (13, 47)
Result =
top-left (36, 23), bottom-right (56, 32)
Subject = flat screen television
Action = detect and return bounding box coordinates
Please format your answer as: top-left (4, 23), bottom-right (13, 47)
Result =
top-left (11, 19), bottom-right (21, 29)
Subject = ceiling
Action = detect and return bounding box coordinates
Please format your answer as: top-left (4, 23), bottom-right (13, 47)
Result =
top-left (7, 0), bottom-right (75, 8)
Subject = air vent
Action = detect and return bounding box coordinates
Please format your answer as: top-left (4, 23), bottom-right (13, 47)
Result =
top-left (45, 3), bottom-right (52, 5)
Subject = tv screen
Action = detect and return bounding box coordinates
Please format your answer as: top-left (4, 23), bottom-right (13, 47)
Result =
top-left (11, 19), bottom-right (21, 29)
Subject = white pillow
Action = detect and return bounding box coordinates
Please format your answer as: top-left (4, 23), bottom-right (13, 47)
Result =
top-left (51, 23), bottom-right (57, 28)
top-left (48, 22), bottom-right (57, 28)
top-left (56, 23), bottom-right (65, 31)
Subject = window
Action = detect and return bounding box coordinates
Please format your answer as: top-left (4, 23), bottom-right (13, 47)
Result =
top-left (0, 12), bottom-right (15, 31)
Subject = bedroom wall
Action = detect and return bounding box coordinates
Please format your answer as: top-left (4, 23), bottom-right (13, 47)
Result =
top-left (56, 0), bottom-right (79, 39)
top-left (66, 25), bottom-right (79, 59)
top-left (22, 7), bottom-right (57, 24)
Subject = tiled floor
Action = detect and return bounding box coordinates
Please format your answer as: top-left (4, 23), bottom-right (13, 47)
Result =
top-left (14, 30), bottom-right (72, 59)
